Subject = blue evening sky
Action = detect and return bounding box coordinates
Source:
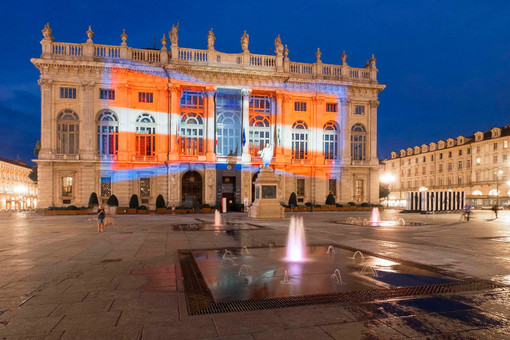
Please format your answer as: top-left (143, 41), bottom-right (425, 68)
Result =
top-left (0, 0), bottom-right (509, 164)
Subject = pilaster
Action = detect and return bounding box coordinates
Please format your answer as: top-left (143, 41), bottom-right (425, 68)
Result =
top-left (369, 100), bottom-right (379, 165)
top-left (169, 84), bottom-right (181, 160)
top-left (80, 81), bottom-right (96, 160)
top-left (205, 89), bottom-right (216, 162)
top-left (340, 97), bottom-right (351, 164)
top-left (38, 79), bottom-right (53, 159)
top-left (241, 88), bottom-right (251, 163)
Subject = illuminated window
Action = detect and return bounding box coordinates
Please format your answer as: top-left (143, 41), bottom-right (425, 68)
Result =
top-left (326, 103), bottom-right (337, 112)
top-left (60, 87), bottom-right (76, 99)
top-left (292, 121), bottom-right (309, 159)
top-left (329, 179), bottom-right (337, 196)
top-left (504, 141), bottom-right (508, 149)
top-left (216, 89), bottom-right (242, 157)
top-left (294, 102), bottom-right (307, 111)
top-left (99, 89), bottom-right (115, 100)
top-left (323, 121), bottom-right (339, 160)
top-left (217, 111), bottom-right (241, 157)
top-left (180, 90), bottom-right (204, 108)
top-left (180, 91), bottom-right (205, 156)
top-left (100, 177), bottom-right (111, 198)
top-left (354, 105), bottom-right (365, 114)
top-left (56, 109), bottom-right (79, 154)
top-left (350, 123), bottom-right (366, 161)
top-left (138, 92), bottom-right (153, 103)
top-left (296, 178), bottom-right (305, 196)
top-left (140, 178), bottom-right (150, 198)
top-left (135, 113), bottom-right (156, 156)
top-left (355, 179), bottom-right (364, 197)
top-left (97, 111), bottom-right (118, 155)
top-left (62, 177), bottom-right (73, 197)
top-left (249, 115), bottom-right (270, 156)
top-left (249, 96), bottom-right (271, 113)
top-left (476, 157), bottom-right (481, 164)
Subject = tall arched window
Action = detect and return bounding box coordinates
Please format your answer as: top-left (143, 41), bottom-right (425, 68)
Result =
top-left (180, 90), bottom-right (205, 156)
top-left (217, 111), bottom-right (241, 156)
top-left (249, 115), bottom-right (271, 156)
top-left (97, 110), bottom-right (118, 155)
top-left (57, 109), bottom-right (79, 154)
top-left (323, 121), bottom-right (339, 160)
top-left (351, 123), bottom-right (366, 160)
top-left (180, 112), bottom-right (204, 156)
top-left (292, 120), bottom-right (309, 159)
top-left (135, 113), bottom-right (156, 156)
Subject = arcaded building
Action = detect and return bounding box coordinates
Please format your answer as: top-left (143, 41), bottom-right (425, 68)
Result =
top-left (384, 125), bottom-right (510, 207)
top-left (32, 24), bottom-right (385, 209)
top-left (0, 157), bottom-right (38, 210)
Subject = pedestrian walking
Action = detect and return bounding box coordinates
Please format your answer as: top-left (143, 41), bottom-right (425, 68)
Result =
top-left (491, 204), bottom-right (499, 219)
top-left (97, 205), bottom-right (106, 232)
top-left (463, 203), bottom-right (472, 222)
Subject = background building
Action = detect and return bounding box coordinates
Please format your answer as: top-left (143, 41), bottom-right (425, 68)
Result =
top-left (0, 157), bottom-right (38, 210)
top-left (384, 125), bottom-right (510, 208)
top-left (32, 24), bottom-right (385, 209)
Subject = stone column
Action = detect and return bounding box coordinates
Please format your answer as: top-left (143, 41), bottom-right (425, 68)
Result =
top-left (275, 92), bottom-right (284, 161)
top-left (168, 85), bottom-right (181, 160)
top-left (80, 81), bottom-right (95, 160)
top-left (241, 89), bottom-right (251, 163)
top-left (340, 98), bottom-right (351, 164)
top-left (205, 89), bottom-right (216, 162)
top-left (38, 79), bottom-right (53, 159)
top-left (369, 100), bottom-right (379, 165)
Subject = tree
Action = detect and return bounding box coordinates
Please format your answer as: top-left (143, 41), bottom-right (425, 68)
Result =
top-left (88, 192), bottom-right (99, 207)
top-left (288, 192), bottom-right (297, 207)
top-left (129, 194), bottom-right (139, 209)
top-left (156, 194), bottom-right (166, 208)
top-left (326, 193), bottom-right (336, 205)
top-left (379, 184), bottom-right (390, 199)
top-left (28, 140), bottom-right (41, 183)
top-left (107, 194), bottom-right (119, 207)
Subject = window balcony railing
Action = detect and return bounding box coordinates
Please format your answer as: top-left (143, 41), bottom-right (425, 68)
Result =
top-left (133, 155), bottom-right (157, 162)
top-left (54, 154), bottom-right (80, 160)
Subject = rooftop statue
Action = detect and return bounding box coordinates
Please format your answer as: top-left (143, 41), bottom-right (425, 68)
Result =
top-left (258, 143), bottom-right (274, 168)
top-left (42, 23), bottom-right (54, 41)
top-left (274, 34), bottom-right (283, 54)
top-left (170, 22), bottom-right (179, 46)
top-left (207, 28), bottom-right (215, 50)
top-left (241, 30), bottom-right (249, 52)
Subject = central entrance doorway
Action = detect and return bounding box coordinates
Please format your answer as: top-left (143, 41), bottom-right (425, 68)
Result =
top-left (182, 171), bottom-right (202, 207)
top-left (222, 176), bottom-right (236, 211)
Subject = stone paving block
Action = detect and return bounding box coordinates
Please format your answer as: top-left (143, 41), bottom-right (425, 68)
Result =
top-left (275, 305), bottom-right (355, 328)
top-left (253, 326), bottom-right (333, 340)
top-left (8, 303), bottom-right (60, 319)
top-left (140, 317), bottom-right (217, 339)
top-left (213, 310), bottom-right (287, 336)
top-left (59, 324), bottom-right (142, 340)
top-left (320, 319), bottom-right (408, 339)
top-left (51, 311), bottom-right (121, 333)
top-left (0, 315), bottom-right (64, 337)
top-left (50, 299), bottom-right (113, 316)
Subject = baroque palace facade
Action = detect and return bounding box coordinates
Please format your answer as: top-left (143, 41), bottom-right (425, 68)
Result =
top-left (32, 24), bottom-right (385, 209)
top-left (384, 125), bottom-right (510, 207)
top-left (0, 157), bottom-right (38, 210)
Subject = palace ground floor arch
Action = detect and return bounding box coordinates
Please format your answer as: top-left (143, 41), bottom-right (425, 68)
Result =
top-left (36, 161), bottom-right (380, 209)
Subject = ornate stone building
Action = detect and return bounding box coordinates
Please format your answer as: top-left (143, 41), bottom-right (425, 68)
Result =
top-left (384, 125), bottom-right (510, 208)
top-left (0, 157), bottom-right (38, 210)
top-left (32, 24), bottom-right (385, 209)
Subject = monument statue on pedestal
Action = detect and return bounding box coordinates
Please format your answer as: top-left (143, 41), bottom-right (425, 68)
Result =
top-left (249, 144), bottom-right (284, 219)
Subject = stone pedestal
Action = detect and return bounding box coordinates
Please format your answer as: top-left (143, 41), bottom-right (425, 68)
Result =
top-left (249, 167), bottom-right (285, 219)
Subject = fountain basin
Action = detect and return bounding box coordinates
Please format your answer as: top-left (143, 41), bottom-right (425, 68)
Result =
top-left (191, 245), bottom-right (456, 303)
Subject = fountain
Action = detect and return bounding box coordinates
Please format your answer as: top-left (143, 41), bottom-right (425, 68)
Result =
top-left (241, 246), bottom-right (250, 255)
top-left (326, 245), bottom-right (336, 255)
top-left (281, 269), bottom-right (291, 284)
top-left (238, 264), bottom-right (255, 277)
top-left (352, 250), bottom-right (365, 260)
top-left (285, 216), bottom-right (307, 262)
top-left (214, 210), bottom-right (222, 226)
top-left (370, 207), bottom-right (380, 226)
top-left (344, 209), bottom-right (410, 227)
top-left (330, 269), bottom-right (343, 285)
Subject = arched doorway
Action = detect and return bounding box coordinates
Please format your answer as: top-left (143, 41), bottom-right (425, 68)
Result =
top-left (251, 172), bottom-right (259, 203)
top-left (182, 171), bottom-right (202, 207)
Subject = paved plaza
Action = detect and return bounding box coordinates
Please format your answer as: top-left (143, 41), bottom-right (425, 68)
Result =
top-left (0, 209), bottom-right (509, 339)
